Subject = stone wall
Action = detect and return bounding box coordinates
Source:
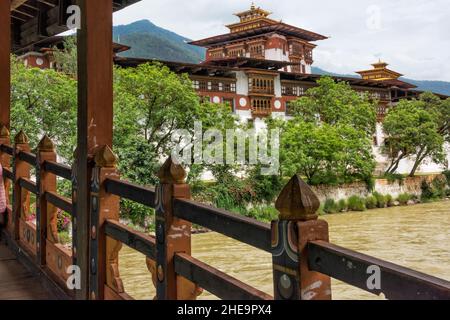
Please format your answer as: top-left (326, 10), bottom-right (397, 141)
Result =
top-left (311, 174), bottom-right (444, 202)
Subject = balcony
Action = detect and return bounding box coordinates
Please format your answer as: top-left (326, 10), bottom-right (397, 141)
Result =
top-left (248, 77), bottom-right (275, 96)
top-left (250, 98), bottom-right (272, 118)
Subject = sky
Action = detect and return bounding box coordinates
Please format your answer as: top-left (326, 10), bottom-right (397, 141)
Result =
top-left (112, 0), bottom-right (450, 81)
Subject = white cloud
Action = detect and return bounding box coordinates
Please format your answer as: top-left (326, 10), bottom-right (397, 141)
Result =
top-left (113, 0), bottom-right (450, 81)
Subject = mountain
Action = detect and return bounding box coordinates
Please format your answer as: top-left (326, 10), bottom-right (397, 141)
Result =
top-left (113, 20), bottom-right (450, 96)
top-left (312, 67), bottom-right (450, 96)
top-left (113, 20), bottom-right (205, 64)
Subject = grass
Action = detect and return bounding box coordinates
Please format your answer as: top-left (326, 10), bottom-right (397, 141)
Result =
top-left (348, 196), bottom-right (366, 212)
top-left (397, 193), bottom-right (412, 206)
top-left (365, 195), bottom-right (377, 209)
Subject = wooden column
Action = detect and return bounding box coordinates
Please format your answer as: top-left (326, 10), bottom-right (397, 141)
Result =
top-left (271, 175), bottom-right (331, 300)
top-left (89, 146), bottom-right (122, 300)
top-left (12, 131), bottom-right (31, 241)
top-left (0, 2), bottom-right (10, 129)
top-left (75, 0), bottom-right (114, 300)
top-left (36, 136), bottom-right (58, 266)
top-left (155, 157), bottom-right (199, 300)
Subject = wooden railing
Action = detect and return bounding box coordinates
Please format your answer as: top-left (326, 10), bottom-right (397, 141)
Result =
top-left (0, 130), bottom-right (74, 296)
top-left (0, 127), bottom-right (449, 300)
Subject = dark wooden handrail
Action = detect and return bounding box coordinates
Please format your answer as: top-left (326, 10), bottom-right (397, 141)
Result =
top-left (45, 191), bottom-right (72, 215)
top-left (2, 167), bottom-right (13, 181)
top-left (43, 160), bottom-right (72, 180)
top-left (19, 177), bottom-right (38, 195)
top-left (17, 151), bottom-right (37, 166)
top-left (105, 177), bottom-right (156, 208)
top-left (0, 144), bottom-right (13, 156)
top-left (174, 252), bottom-right (273, 300)
top-left (104, 219), bottom-right (156, 260)
top-left (308, 240), bottom-right (450, 300)
top-left (173, 198), bottom-right (272, 253)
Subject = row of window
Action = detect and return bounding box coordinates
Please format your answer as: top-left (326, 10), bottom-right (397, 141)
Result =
top-left (229, 48), bottom-right (245, 57)
top-left (249, 44), bottom-right (265, 56)
top-left (192, 80), bottom-right (237, 93)
top-left (357, 91), bottom-right (390, 100)
top-left (281, 84), bottom-right (307, 96)
top-left (202, 95), bottom-right (390, 122)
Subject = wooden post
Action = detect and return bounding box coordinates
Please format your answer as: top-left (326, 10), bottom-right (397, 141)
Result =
top-left (0, 126), bottom-right (11, 229)
top-left (75, 0), bottom-right (114, 300)
top-left (155, 157), bottom-right (200, 300)
top-left (89, 146), bottom-right (122, 300)
top-left (271, 175), bottom-right (331, 300)
top-left (0, 4), bottom-right (11, 225)
top-left (12, 131), bottom-right (31, 241)
top-left (36, 136), bottom-right (58, 266)
top-left (0, 2), bottom-right (10, 130)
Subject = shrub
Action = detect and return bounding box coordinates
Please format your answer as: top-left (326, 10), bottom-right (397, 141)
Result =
top-left (348, 196), bottom-right (366, 211)
top-left (432, 176), bottom-right (447, 199)
top-left (373, 192), bottom-right (387, 208)
top-left (58, 231), bottom-right (72, 246)
top-left (246, 206), bottom-right (278, 222)
top-left (397, 193), bottom-right (412, 206)
top-left (421, 180), bottom-right (435, 201)
top-left (386, 194), bottom-right (394, 207)
top-left (365, 195), bottom-right (378, 209)
top-left (443, 170), bottom-right (450, 186)
top-left (248, 166), bottom-right (284, 203)
top-left (57, 209), bottom-right (71, 233)
top-left (337, 199), bottom-right (348, 212)
top-left (121, 199), bottom-right (155, 230)
top-left (323, 199), bottom-right (339, 214)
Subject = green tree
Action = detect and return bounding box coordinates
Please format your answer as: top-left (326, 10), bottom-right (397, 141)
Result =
top-left (113, 62), bottom-right (238, 186)
top-left (289, 76), bottom-right (377, 136)
top-left (52, 36), bottom-right (78, 78)
top-left (274, 76), bottom-right (376, 185)
top-left (383, 93), bottom-right (447, 177)
top-left (11, 55), bottom-right (77, 161)
top-left (277, 120), bottom-right (374, 185)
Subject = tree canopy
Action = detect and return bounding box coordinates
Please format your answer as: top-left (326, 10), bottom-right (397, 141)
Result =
top-left (383, 93), bottom-right (448, 176)
top-left (289, 76), bottom-right (377, 137)
top-left (271, 76), bottom-right (376, 185)
top-left (11, 55), bottom-right (77, 161)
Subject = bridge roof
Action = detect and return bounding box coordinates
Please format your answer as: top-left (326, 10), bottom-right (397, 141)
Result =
top-left (10, 0), bottom-right (141, 52)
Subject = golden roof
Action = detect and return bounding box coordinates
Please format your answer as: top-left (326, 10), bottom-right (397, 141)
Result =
top-left (234, 3), bottom-right (272, 19)
top-left (356, 60), bottom-right (403, 81)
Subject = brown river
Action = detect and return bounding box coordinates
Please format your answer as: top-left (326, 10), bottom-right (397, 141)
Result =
top-left (119, 201), bottom-right (449, 300)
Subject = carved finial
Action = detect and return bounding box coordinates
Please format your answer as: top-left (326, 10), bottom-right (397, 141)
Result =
top-left (0, 125), bottom-right (10, 138)
top-left (275, 175), bottom-right (320, 221)
top-left (158, 156), bottom-right (187, 184)
top-left (14, 130), bottom-right (29, 144)
top-left (94, 145), bottom-right (118, 168)
top-left (38, 135), bottom-right (55, 152)
top-left (251, 2), bottom-right (256, 10)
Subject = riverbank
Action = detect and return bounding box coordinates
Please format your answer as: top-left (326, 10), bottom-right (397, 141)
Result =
top-left (119, 201), bottom-right (450, 300)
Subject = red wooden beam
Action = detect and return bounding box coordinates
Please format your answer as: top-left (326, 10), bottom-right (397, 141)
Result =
top-left (0, 3), bottom-right (11, 129)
